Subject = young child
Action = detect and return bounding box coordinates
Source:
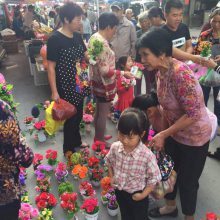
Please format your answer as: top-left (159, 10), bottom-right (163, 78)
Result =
top-left (105, 108), bottom-right (161, 220)
top-left (115, 56), bottom-right (135, 113)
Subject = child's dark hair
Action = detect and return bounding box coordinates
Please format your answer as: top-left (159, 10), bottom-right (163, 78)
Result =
top-left (118, 107), bottom-right (149, 142)
top-left (132, 91), bottom-right (159, 111)
top-left (116, 56), bottom-right (128, 70)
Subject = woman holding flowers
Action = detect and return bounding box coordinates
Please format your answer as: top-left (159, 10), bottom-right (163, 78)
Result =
top-left (194, 8), bottom-right (220, 135)
top-left (137, 28), bottom-right (211, 220)
top-left (88, 12), bottom-right (132, 142)
top-left (0, 99), bottom-right (33, 219)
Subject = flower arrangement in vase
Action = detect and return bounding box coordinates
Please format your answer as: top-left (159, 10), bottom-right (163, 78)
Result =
top-left (92, 141), bottom-right (106, 155)
top-left (58, 181), bottom-right (74, 196)
top-left (80, 198), bottom-right (99, 220)
top-left (55, 162), bottom-right (68, 183)
top-left (34, 164), bottom-right (53, 180)
top-left (35, 192), bottom-right (57, 210)
top-left (35, 178), bottom-right (51, 192)
top-left (83, 113), bottom-right (94, 133)
top-left (33, 153), bottom-right (43, 170)
top-left (72, 164), bottom-right (88, 180)
top-left (79, 181), bottom-right (96, 200)
top-left (38, 208), bottom-right (54, 220)
top-left (46, 149), bottom-right (58, 166)
top-left (19, 203), bottom-right (39, 220)
top-left (106, 193), bottom-right (119, 217)
top-left (100, 177), bottom-right (111, 205)
top-left (60, 192), bottom-right (79, 219)
top-left (80, 147), bottom-right (90, 165)
top-left (90, 168), bottom-right (104, 187)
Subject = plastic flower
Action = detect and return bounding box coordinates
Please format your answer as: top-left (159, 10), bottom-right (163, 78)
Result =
top-left (72, 164), bottom-right (88, 179)
top-left (34, 120), bottom-right (45, 130)
top-left (33, 153), bottom-right (43, 166)
top-left (35, 192), bottom-right (57, 210)
top-left (79, 181), bottom-right (96, 197)
top-left (83, 113), bottom-right (94, 124)
top-left (88, 156), bottom-right (100, 169)
top-left (91, 141), bottom-right (106, 152)
top-left (80, 198), bottom-right (99, 214)
top-left (90, 168), bottom-right (104, 182)
top-left (24, 117), bottom-right (33, 125)
top-left (101, 177), bottom-right (111, 195)
top-left (46, 149), bottom-right (58, 166)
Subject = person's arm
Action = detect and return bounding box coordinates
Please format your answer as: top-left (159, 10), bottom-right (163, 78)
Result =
top-left (130, 24), bottom-right (137, 59)
top-left (47, 61), bottom-right (59, 102)
top-left (185, 39), bottom-right (193, 54)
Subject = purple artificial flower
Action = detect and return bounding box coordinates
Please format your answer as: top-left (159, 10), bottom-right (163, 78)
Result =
top-left (19, 174), bottom-right (26, 186)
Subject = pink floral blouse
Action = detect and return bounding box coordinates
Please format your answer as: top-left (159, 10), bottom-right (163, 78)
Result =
top-left (157, 58), bottom-right (211, 146)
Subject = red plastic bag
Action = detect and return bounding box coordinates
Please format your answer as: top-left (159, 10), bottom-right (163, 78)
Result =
top-left (52, 99), bottom-right (77, 121)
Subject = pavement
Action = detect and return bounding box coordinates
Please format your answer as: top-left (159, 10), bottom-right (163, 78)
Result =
top-left (0, 30), bottom-right (220, 220)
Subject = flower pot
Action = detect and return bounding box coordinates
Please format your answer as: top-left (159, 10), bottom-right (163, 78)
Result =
top-left (86, 124), bottom-right (91, 133)
top-left (91, 180), bottom-right (100, 187)
top-left (55, 170), bottom-right (68, 183)
top-left (107, 206), bottom-right (119, 216)
top-left (25, 123), bottom-right (33, 131)
top-left (81, 194), bottom-right (91, 200)
top-left (84, 211), bottom-right (99, 220)
top-left (101, 196), bottom-right (108, 206)
top-left (37, 130), bottom-right (47, 142)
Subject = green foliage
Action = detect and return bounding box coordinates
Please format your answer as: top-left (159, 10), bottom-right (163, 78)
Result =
top-left (58, 182), bottom-right (74, 195)
top-left (88, 39), bottom-right (104, 60)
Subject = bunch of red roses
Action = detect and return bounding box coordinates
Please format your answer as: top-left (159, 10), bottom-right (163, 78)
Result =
top-left (79, 181), bottom-right (96, 197)
top-left (92, 141), bottom-right (106, 153)
top-left (46, 150), bottom-right (58, 166)
top-left (60, 192), bottom-right (79, 218)
top-left (90, 168), bottom-right (104, 182)
top-left (35, 192), bottom-right (57, 210)
top-left (88, 156), bottom-right (100, 169)
top-left (80, 198), bottom-right (99, 214)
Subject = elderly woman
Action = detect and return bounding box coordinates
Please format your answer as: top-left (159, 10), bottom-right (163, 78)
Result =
top-left (137, 28), bottom-right (211, 220)
top-left (89, 12), bottom-right (131, 142)
top-left (194, 8), bottom-right (220, 136)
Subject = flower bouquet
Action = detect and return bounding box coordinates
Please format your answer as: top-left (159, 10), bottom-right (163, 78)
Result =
top-left (201, 212), bottom-right (220, 220)
top-left (58, 181), bottom-right (74, 196)
top-left (34, 164), bottom-right (53, 180)
top-left (131, 62), bottom-right (145, 79)
top-left (19, 203), bottom-right (39, 220)
top-left (92, 141), bottom-right (106, 156)
top-left (33, 153), bottom-right (43, 170)
top-left (60, 192), bottom-right (79, 219)
top-left (83, 113), bottom-right (94, 133)
top-left (35, 192), bottom-right (57, 210)
top-left (55, 162), bottom-right (68, 183)
top-left (46, 149), bottom-right (58, 166)
top-left (79, 181), bottom-right (96, 200)
top-left (72, 164), bottom-right (88, 180)
top-left (35, 178), bottom-right (51, 192)
top-left (90, 168), bottom-right (104, 187)
top-left (33, 120), bottom-right (46, 142)
top-left (80, 198), bottom-right (99, 220)
top-left (85, 101), bottom-right (96, 116)
top-left (80, 147), bottom-right (90, 165)
top-left (106, 193), bottom-right (119, 216)
top-left (88, 38), bottom-right (104, 65)
top-left (38, 208), bottom-right (54, 220)
top-left (100, 177), bottom-right (111, 205)
top-left (88, 156), bottom-right (100, 170)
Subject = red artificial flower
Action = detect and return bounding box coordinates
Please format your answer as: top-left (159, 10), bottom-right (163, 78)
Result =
top-left (92, 141), bottom-right (106, 152)
top-left (80, 198), bottom-right (99, 214)
top-left (48, 196), bottom-right (57, 206)
top-left (46, 149), bottom-right (58, 160)
top-left (37, 200), bottom-right (47, 210)
top-left (88, 156), bottom-right (100, 168)
top-left (206, 212), bottom-right (217, 220)
top-left (33, 153), bottom-right (43, 165)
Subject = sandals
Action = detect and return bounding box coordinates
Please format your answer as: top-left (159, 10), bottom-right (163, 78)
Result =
top-left (149, 207), bottom-right (178, 218)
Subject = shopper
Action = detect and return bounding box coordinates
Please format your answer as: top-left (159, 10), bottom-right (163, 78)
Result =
top-left (148, 6), bottom-right (166, 27)
top-left (81, 13), bottom-right (92, 43)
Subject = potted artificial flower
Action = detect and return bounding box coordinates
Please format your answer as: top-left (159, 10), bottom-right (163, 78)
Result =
top-left (35, 192), bottom-right (57, 211)
top-left (60, 192), bottom-right (79, 220)
top-left (91, 141), bottom-right (106, 156)
top-left (35, 178), bottom-right (51, 192)
top-left (88, 156), bottom-right (100, 170)
top-left (67, 152), bottom-right (82, 170)
top-left (80, 198), bottom-right (99, 220)
top-left (106, 193), bottom-right (119, 216)
top-left (34, 120), bottom-right (46, 142)
top-left (83, 113), bottom-right (94, 133)
top-left (19, 167), bottom-right (27, 187)
top-left (32, 153), bottom-right (43, 171)
top-left (19, 203), bottom-right (39, 220)
top-left (90, 168), bottom-right (104, 187)
top-left (80, 148), bottom-right (90, 165)
top-left (34, 164), bottom-right (53, 181)
top-left (55, 162), bottom-right (68, 183)
top-left (71, 164), bottom-right (88, 180)
top-left (99, 149), bottom-right (109, 165)
top-left (79, 181), bottom-right (96, 200)
top-left (38, 208), bottom-right (53, 220)
top-left (24, 116), bottom-right (34, 131)
top-left (100, 177), bottom-right (111, 205)
top-left (58, 181), bottom-right (74, 196)
top-left (46, 149), bottom-right (58, 166)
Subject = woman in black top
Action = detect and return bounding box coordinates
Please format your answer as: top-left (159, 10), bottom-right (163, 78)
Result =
top-left (47, 2), bottom-right (90, 156)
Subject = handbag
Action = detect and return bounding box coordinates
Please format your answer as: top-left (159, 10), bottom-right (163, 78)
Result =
top-left (199, 69), bottom-right (220, 87)
top-left (52, 99), bottom-right (77, 121)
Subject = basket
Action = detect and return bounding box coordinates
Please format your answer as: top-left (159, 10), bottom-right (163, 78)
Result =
top-left (3, 40), bottom-right (18, 53)
top-left (2, 34), bottom-right (16, 41)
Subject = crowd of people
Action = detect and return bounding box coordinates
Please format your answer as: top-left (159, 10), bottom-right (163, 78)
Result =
top-left (1, 0), bottom-right (220, 219)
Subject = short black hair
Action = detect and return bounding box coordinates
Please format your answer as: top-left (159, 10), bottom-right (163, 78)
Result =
top-left (148, 6), bottom-right (165, 21)
top-left (164, 0), bottom-right (183, 14)
top-left (59, 2), bottom-right (83, 23)
top-left (118, 107), bottom-right (149, 142)
top-left (116, 56), bottom-right (128, 70)
top-left (132, 91), bottom-right (159, 111)
top-left (99, 12), bottom-right (119, 30)
top-left (136, 27), bottom-right (172, 57)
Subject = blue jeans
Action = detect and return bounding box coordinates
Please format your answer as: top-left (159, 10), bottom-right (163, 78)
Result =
top-left (201, 85), bottom-right (220, 125)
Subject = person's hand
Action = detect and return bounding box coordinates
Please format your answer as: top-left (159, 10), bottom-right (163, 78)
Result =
top-left (150, 132), bottom-right (166, 151)
top-left (51, 92), bottom-right (60, 103)
top-left (123, 71), bottom-right (133, 79)
top-left (215, 55), bottom-right (220, 62)
top-left (202, 58), bottom-right (218, 69)
top-left (191, 55), bottom-right (204, 64)
top-left (132, 192), bottom-right (145, 201)
top-left (110, 177), bottom-right (118, 188)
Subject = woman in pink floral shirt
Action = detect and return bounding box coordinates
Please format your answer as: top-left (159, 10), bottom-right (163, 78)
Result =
top-left (137, 28), bottom-right (211, 220)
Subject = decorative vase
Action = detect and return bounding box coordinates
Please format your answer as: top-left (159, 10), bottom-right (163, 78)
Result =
top-left (107, 206), bottom-right (119, 216)
top-left (91, 180), bottom-right (100, 187)
top-left (101, 196), bottom-right (108, 205)
top-left (55, 170), bottom-right (68, 183)
top-left (84, 211), bottom-right (99, 220)
top-left (37, 130), bottom-right (47, 142)
top-left (86, 124), bottom-right (91, 133)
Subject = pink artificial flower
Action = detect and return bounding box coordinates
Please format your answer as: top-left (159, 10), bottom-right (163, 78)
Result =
top-left (21, 203), bottom-right (32, 212)
top-left (31, 208), bottom-right (39, 218)
top-left (22, 214), bottom-right (31, 220)
top-left (83, 113), bottom-right (94, 124)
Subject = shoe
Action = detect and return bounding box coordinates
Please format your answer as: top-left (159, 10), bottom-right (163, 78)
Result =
top-left (207, 151), bottom-right (220, 160)
top-left (149, 207), bottom-right (178, 218)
